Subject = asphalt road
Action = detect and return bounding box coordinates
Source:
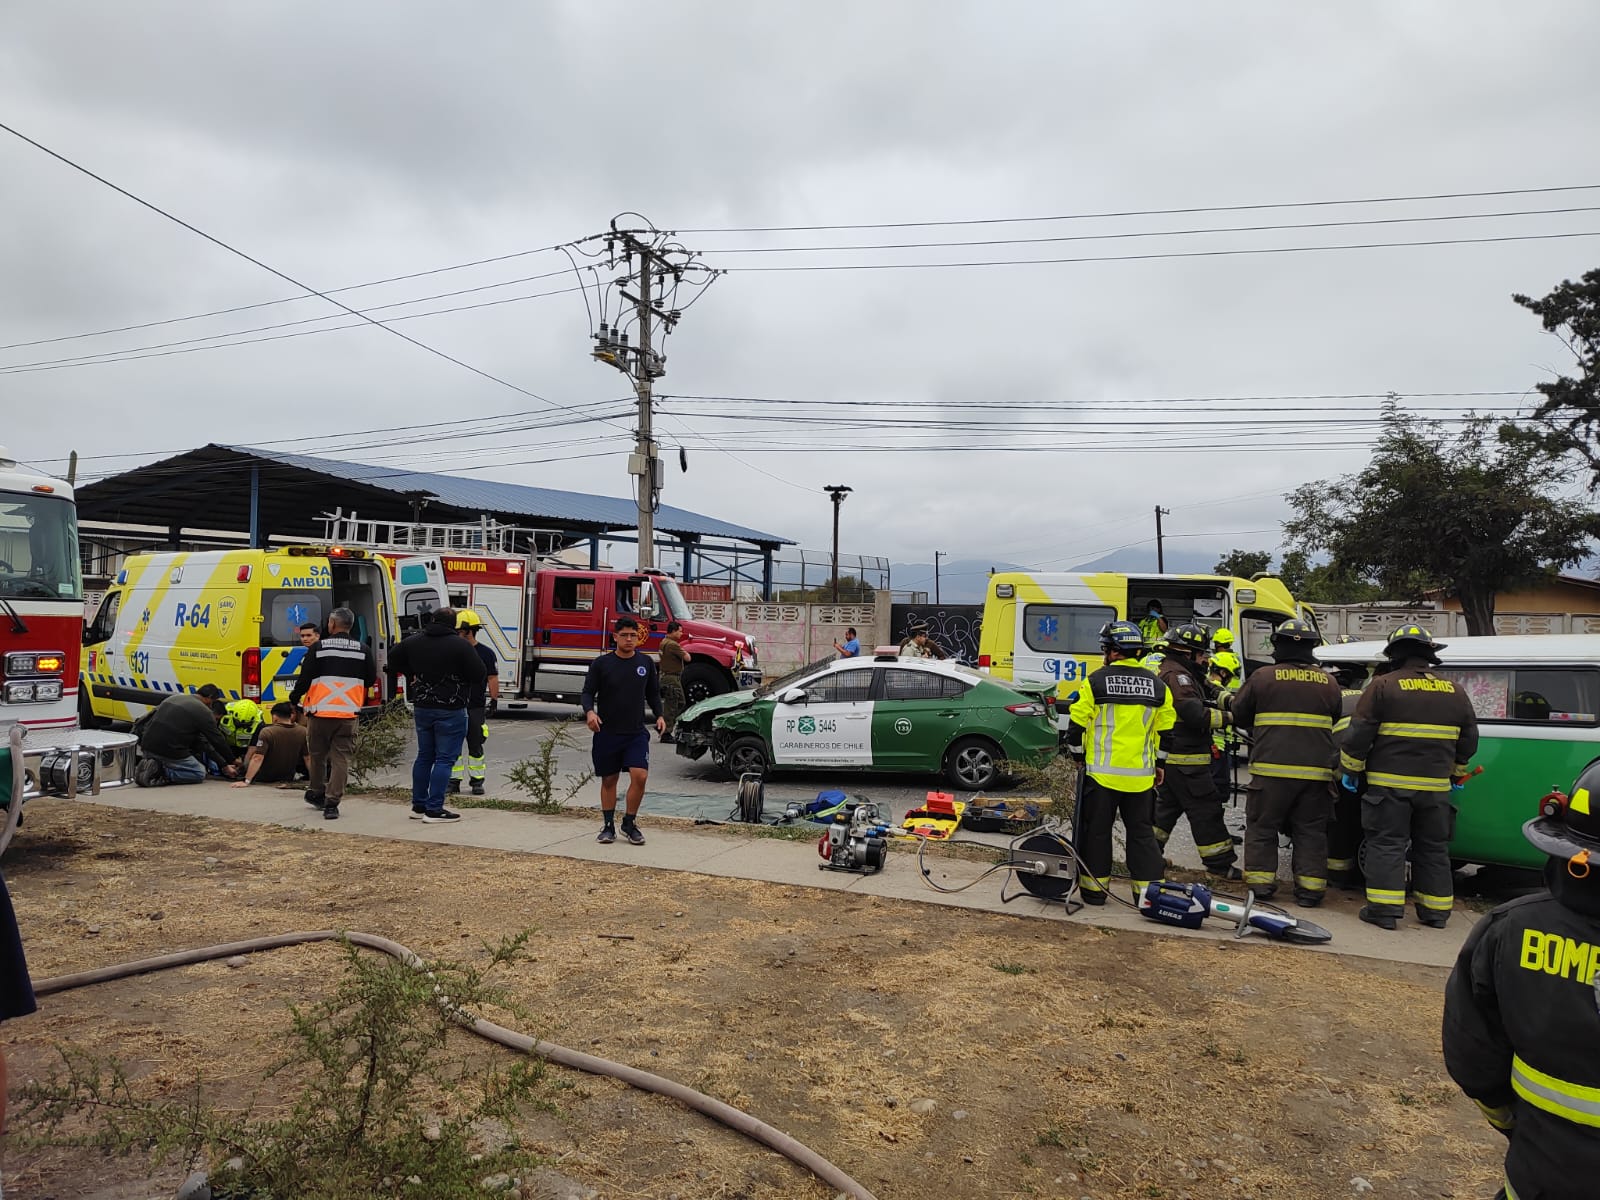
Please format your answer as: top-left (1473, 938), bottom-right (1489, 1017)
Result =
top-left (372, 705), bottom-right (1248, 873)
top-left (394, 708), bottom-right (1539, 903)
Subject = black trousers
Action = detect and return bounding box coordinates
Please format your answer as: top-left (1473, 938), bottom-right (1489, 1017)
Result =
top-left (1243, 776), bottom-right (1332, 897)
top-left (1328, 786), bottom-right (1364, 884)
top-left (1075, 776), bottom-right (1165, 896)
top-left (1360, 786), bottom-right (1455, 920)
top-left (1155, 765), bottom-right (1236, 872)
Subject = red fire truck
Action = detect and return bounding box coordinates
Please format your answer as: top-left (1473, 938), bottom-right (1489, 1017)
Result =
top-left (354, 523), bottom-right (759, 707)
top-left (0, 447), bottom-right (84, 736)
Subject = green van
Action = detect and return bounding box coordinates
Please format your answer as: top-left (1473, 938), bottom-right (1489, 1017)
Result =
top-left (1317, 634), bottom-right (1600, 870)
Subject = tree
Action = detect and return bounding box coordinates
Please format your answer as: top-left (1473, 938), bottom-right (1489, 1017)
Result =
top-left (777, 574), bottom-right (876, 603)
top-left (1274, 549), bottom-right (1387, 605)
top-left (1504, 268), bottom-right (1600, 484)
top-left (1283, 404), bottom-right (1600, 635)
top-left (1213, 549), bottom-right (1272, 579)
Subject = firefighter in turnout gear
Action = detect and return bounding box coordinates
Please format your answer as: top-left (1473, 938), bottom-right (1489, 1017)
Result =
top-left (1224, 619), bottom-right (1343, 906)
top-left (1154, 623), bottom-right (1240, 878)
top-left (1327, 659), bottom-right (1372, 889)
top-left (1340, 624), bottom-right (1478, 930)
top-left (449, 610), bottom-right (500, 796)
top-left (1065, 620), bottom-right (1176, 906)
top-left (1208, 648), bottom-right (1244, 799)
top-left (1442, 763), bottom-right (1600, 1199)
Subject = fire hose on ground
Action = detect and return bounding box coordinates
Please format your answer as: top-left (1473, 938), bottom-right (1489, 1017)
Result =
top-left (30, 932), bottom-right (880, 1200)
top-left (4, 733), bottom-right (878, 1200)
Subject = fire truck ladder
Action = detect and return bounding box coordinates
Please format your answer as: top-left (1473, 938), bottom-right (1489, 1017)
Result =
top-left (317, 513), bottom-right (552, 557)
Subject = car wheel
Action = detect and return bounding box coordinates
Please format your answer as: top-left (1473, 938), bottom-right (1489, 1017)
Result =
top-left (945, 736), bottom-right (1003, 791)
top-left (723, 736), bottom-right (769, 778)
top-left (682, 662), bottom-right (728, 707)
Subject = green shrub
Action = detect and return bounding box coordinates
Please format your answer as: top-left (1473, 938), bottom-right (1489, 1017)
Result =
top-left (18, 934), bottom-right (551, 1199)
top-left (504, 721), bottom-right (593, 814)
top-left (349, 701), bottom-right (412, 791)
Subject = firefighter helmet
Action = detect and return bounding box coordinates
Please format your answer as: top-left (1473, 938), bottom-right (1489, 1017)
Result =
top-left (1526, 760), bottom-right (1600, 862)
top-left (1098, 620), bottom-right (1146, 653)
top-left (1384, 623), bottom-right (1446, 658)
top-left (220, 699), bottom-right (263, 743)
top-left (1210, 649), bottom-right (1242, 677)
top-left (1211, 627), bottom-right (1235, 648)
top-left (456, 609), bottom-right (484, 631)
top-left (1271, 617), bottom-right (1320, 645)
top-left (1166, 623), bottom-right (1211, 656)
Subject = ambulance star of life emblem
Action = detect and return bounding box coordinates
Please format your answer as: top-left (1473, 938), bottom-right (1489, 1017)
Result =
top-left (140, 608), bottom-right (151, 625)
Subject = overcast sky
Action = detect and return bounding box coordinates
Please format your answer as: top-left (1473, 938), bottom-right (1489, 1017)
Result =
top-left (4, 3), bottom-right (1598, 589)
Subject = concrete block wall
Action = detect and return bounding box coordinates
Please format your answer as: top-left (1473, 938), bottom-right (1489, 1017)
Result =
top-left (687, 602), bottom-right (892, 675)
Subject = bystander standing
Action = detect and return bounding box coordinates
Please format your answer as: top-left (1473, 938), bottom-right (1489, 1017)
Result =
top-left (389, 607), bottom-right (486, 823)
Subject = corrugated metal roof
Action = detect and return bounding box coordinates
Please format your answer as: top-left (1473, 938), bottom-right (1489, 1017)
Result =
top-left (221, 444), bottom-right (792, 545)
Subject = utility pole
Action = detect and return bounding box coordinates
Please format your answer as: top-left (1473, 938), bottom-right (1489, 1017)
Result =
top-left (824, 485), bottom-right (852, 602)
top-left (590, 218), bottom-right (719, 572)
top-left (934, 550), bottom-right (946, 605)
top-left (1154, 506), bottom-right (1170, 573)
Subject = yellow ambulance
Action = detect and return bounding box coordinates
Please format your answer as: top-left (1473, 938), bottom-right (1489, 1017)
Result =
top-left (977, 571), bottom-right (1305, 715)
top-left (79, 546), bottom-right (445, 725)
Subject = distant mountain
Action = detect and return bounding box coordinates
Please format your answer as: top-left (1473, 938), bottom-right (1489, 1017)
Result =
top-left (1067, 546), bottom-right (1228, 575)
top-left (888, 560), bottom-right (1028, 605)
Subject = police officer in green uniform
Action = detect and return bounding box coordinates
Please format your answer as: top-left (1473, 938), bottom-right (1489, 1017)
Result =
top-left (1065, 621), bottom-right (1176, 906)
top-left (1153, 623), bottom-right (1240, 879)
top-left (1340, 625), bottom-right (1478, 930)
top-left (1443, 763), bottom-right (1600, 1199)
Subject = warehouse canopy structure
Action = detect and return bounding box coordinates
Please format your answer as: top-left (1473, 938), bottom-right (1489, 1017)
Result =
top-left (74, 444), bottom-right (793, 593)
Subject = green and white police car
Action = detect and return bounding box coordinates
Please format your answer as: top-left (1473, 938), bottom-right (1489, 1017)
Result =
top-left (673, 650), bottom-right (1061, 790)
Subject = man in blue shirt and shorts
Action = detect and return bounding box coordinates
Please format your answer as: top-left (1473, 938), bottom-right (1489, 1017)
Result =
top-left (582, 616), bottom-right (665, 845)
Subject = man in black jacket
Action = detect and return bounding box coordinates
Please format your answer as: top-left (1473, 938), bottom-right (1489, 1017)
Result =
top-left (134, 684), bottom-right (239, 786)
top-left (387, 608), bottom-right (486, 823)
top-left (1443, 762), bottom-right (1600, 1199)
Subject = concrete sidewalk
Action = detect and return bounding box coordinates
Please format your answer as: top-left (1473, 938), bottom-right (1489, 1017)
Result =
top-left (80, 781), bottom-right (1473, 970)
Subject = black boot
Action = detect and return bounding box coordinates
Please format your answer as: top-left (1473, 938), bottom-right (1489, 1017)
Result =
top-left (1293, 891), bottom-right (1324, 909)
top-left (1415, 907), bottom-right (1449, 929)
top-left (1359, 905), bottom-right (1397, 931)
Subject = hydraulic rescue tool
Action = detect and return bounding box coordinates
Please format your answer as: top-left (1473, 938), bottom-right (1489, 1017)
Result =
top-left (818, 799), bottom-right (892, 875)
top-left (916, 820), bottom-right (1335, 946)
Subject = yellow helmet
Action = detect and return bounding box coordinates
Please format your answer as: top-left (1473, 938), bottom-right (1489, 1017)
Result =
top-left (456, 609), bottom-right (483, 631)
top-left (1211, 628), bottom-right (1235, 648)
top-left (1211, 650), bottom-right (1242, 674)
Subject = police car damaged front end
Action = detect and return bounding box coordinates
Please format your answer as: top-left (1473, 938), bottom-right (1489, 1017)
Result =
top-left (673, 688), bottom-right (760, 762)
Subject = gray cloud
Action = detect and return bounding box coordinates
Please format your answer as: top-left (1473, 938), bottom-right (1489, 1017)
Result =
top-left (3, 1), bottom-right (1598, 570)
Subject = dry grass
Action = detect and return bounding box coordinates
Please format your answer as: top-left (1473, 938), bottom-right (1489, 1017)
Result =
top-left (4, 800), bottom-right (1503, 1200)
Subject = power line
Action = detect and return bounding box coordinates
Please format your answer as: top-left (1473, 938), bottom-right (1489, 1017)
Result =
top-left (0, 274), bottom-right (596, 374)
top-left (714, 230), bottom-right (1600, 273)
top-left (699, 205), bottom-right (1600, 255)
top-left (0, 119), bottom-right (609, 428)
top-left (0, 240), bottom-right (590, 353)
top-left (670, 183), bottom-right (1600, 234)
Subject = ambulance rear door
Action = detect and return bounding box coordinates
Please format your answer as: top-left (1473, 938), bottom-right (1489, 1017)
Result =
top-left (393, 556), bottom-right (447, 633)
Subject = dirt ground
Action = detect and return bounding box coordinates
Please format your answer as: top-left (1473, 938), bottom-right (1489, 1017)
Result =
top-left (3, 799), bottom-right (1502, 1200)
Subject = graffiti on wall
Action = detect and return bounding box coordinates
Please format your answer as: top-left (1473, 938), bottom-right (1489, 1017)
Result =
top-left (889, 604), bottom-right (984, 665)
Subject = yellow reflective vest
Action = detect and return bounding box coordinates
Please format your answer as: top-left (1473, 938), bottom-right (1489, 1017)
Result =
top-left (1066, 662), bottom-right (1177, 793)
